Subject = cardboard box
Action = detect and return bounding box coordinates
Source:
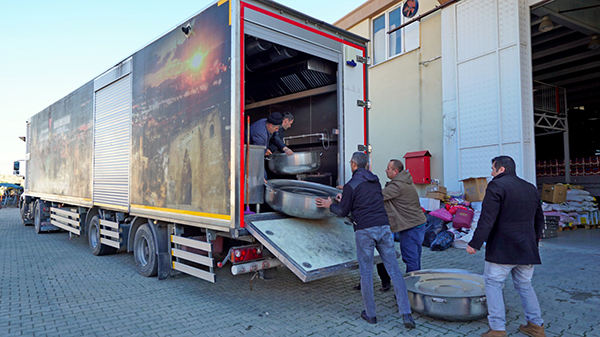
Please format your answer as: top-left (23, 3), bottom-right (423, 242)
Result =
top-left (541, 183), bottom-right (567, 204)
top-left (419, 197), bottom-right (441, 211)
top-left (426, 185), bottom-right (447, 194)
top-left (425, 191), bottom-right (446, 201)
top-left (461, 177), bottom-right (488, 202)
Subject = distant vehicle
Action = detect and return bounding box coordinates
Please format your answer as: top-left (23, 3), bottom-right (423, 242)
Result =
top-left (1, 183), bottom-right (23, 207)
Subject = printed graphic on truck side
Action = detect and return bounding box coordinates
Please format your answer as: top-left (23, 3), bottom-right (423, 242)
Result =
top-left (130, 2), bottom-right (232, 217)
top-left (28, 82), bottom-right (94, 199)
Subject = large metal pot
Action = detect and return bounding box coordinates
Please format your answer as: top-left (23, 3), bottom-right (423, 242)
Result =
top-left (267, 151), bottom-right (321, 175)
top-left (404, 269), bottom-right (488, 321)
top-left (265, 179), bottom-right (339, 219)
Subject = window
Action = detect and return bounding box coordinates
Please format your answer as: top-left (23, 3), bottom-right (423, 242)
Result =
top-left (372, 4), bottom-right (420, 65)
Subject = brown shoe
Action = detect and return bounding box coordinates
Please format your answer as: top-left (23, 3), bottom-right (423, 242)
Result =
top-left (481, 330), bottom-right (506, 337)
top-left (519, 322), bottom-right (546, 337)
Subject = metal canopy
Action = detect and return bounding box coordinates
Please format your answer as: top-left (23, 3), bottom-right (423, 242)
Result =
top-left (531, 0), bottom-right (600, 108)
top-left (245, 214), bottom-right (365, 282)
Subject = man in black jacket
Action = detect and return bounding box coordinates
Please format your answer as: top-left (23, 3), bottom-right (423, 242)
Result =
top-left (316, 152), bottom-right (415, 329)
top-left (467, 156), bottom-right (545, 337)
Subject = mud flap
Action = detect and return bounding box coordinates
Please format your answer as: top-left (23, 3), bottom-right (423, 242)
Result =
top-left (149, 221), bottom-right (172, 280)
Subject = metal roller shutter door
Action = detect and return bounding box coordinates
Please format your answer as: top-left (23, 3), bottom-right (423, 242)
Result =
top-left (93, 75), bottom-right (131, 210)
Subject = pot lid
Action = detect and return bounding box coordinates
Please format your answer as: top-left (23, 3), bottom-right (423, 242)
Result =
top-left (404, 269), bottom-right (486, 298)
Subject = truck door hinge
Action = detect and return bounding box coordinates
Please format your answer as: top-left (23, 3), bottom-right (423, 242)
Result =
top-left (356, 55), bottom-right (371, 65)
top-left (357, 144), bottom-right (372, 154)
top-left (357, 100), bottom-right (371, 109)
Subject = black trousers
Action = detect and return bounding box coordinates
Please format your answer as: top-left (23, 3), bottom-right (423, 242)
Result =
top-left (377, 263), bottom-right (391, 286)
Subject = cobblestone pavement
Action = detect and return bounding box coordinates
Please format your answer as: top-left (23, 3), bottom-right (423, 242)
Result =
top-left (1, 207), bottom-right (599, 336)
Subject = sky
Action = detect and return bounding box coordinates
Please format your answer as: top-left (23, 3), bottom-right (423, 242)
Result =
top-left (0, 0), bottom-right (366, 175)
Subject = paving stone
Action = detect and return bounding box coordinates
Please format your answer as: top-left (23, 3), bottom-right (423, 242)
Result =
top-left (1, 208), bottom-right (599, 336)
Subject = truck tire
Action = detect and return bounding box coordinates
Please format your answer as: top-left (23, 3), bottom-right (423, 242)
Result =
top-left (33, 201), bottom-right (42, 234)
top-left (133, 224), bottom-right (158, 277)
top-left (20, 200), bottom-right (32, 226)
top-left (88, 215), bottom-right (117, 256)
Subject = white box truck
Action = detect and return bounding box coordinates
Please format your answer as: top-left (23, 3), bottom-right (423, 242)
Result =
top-left (19, 0), bottom-right (370, 283)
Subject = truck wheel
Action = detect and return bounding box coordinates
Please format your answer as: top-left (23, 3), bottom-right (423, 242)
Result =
top-left (20, 200), bottom-right (32, 226)
top-left (133, 224), bottom-right (158, 277)
top-left (88, 215), bottom-right (117, 256)
top-left (33, 201), bottom-right (42, 234)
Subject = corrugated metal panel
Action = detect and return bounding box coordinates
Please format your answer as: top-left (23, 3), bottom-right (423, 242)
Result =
top-left (442, 0), bottom-right (537, 188)
top-left (93, 75), bottom-right (131, 209)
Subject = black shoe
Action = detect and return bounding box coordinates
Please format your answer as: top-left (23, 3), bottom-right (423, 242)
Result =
top-left (361, 310), bottom-right (377, 324)
top-left (379, 283), bottom-right (391, 292)
top-left (353, 283), bottom-right (361, 291)
top-left (402, 314), bottom-right (415, 329)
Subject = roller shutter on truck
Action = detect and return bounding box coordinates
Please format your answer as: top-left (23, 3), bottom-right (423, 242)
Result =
top-left (93, 60), bottom-right (132, 211)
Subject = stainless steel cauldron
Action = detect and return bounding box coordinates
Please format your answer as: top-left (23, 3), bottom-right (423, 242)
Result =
top-left (404, 269), bottom-right (488, 321)
top-left (267, 151), bottom-right (321, 175)
top-left (265, 179), bottom-right (340, 219)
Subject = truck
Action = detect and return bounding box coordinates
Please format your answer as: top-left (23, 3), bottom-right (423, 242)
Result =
top-left (19, 0), bottom-right (370, 283)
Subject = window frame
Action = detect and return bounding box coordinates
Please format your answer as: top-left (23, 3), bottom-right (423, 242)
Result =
top-left (371, 2), bottom-right (420, 66)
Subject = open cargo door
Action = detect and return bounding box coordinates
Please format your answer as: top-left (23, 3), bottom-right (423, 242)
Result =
top-left (245, 214), bottom-right (364, 282)
top-left (341, 45), bottom-right (367, 183)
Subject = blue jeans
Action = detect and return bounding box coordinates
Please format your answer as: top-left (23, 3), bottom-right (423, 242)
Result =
top-left (397, 223), bottom-right (425, 273)
top-left (355, 226), bottom-right (412, 318)
top-left (484, 262), bottom-right (544, 331)
top-left (379, 223), bottom-right (426, 285)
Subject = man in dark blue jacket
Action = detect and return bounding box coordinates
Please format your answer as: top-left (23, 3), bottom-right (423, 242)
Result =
top-left (316, 152), bottom-right (415, 329)
top-left (249, 112), bottom-right (283, 156)
top-left (268, 112), bottom-right (294, 155)
top-left (467, 156), bottom-right (545, 337)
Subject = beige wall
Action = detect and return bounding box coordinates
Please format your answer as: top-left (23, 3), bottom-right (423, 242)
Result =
top-left (344, 0), bottom-right (444, 195)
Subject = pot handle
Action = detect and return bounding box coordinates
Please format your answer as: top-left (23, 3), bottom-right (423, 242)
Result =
top-left (431, 298), bottom-right (447, 303)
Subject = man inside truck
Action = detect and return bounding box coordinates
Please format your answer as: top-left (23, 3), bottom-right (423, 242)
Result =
top-left (268, 112), bottom-right (294, 155)
top-left (249, 112), bottom-right (283, 156)
top-left (315, 152), bottom-right (416, 330)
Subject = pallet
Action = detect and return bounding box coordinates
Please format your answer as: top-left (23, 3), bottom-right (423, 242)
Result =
top-left (559, 224), bottom-right (598, 231)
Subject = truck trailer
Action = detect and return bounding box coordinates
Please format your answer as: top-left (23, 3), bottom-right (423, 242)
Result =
top-left (19, 0), bottom-right (370, 283)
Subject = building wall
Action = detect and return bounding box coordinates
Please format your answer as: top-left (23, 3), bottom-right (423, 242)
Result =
top-left (441, 0), bottom-right (537, 190)
top-left (342, 0), bottom-right (444, 195)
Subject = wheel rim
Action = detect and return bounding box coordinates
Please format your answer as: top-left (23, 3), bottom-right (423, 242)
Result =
top-left (90, 222), bottom-right (99, 248)
top-left (136, 236), bottom-right (151, 267)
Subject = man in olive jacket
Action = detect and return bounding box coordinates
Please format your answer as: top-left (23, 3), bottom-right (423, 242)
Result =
top-left (467, 156), bottom-right (545, 337)
top-left (374, 160), bottom-right (427, 289)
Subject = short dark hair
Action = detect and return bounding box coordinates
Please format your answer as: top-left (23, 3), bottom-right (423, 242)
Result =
top-left (389, 159), bottom-right (404, 172)
top-left (351, 152), bottom-right (368, 169)
top-left (282, 112), bottom-right (294, 121)
top-left (492, 155), bottom-right (516, 173)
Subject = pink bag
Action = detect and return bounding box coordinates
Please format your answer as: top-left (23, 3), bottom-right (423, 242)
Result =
top-left (453, 208), bottom-right (475, 228)
top-left (430, 208), bottom-right (453, 222)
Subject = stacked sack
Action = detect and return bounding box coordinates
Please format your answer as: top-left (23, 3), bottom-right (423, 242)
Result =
top-left (542, 187), bottom-right (598, 227)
